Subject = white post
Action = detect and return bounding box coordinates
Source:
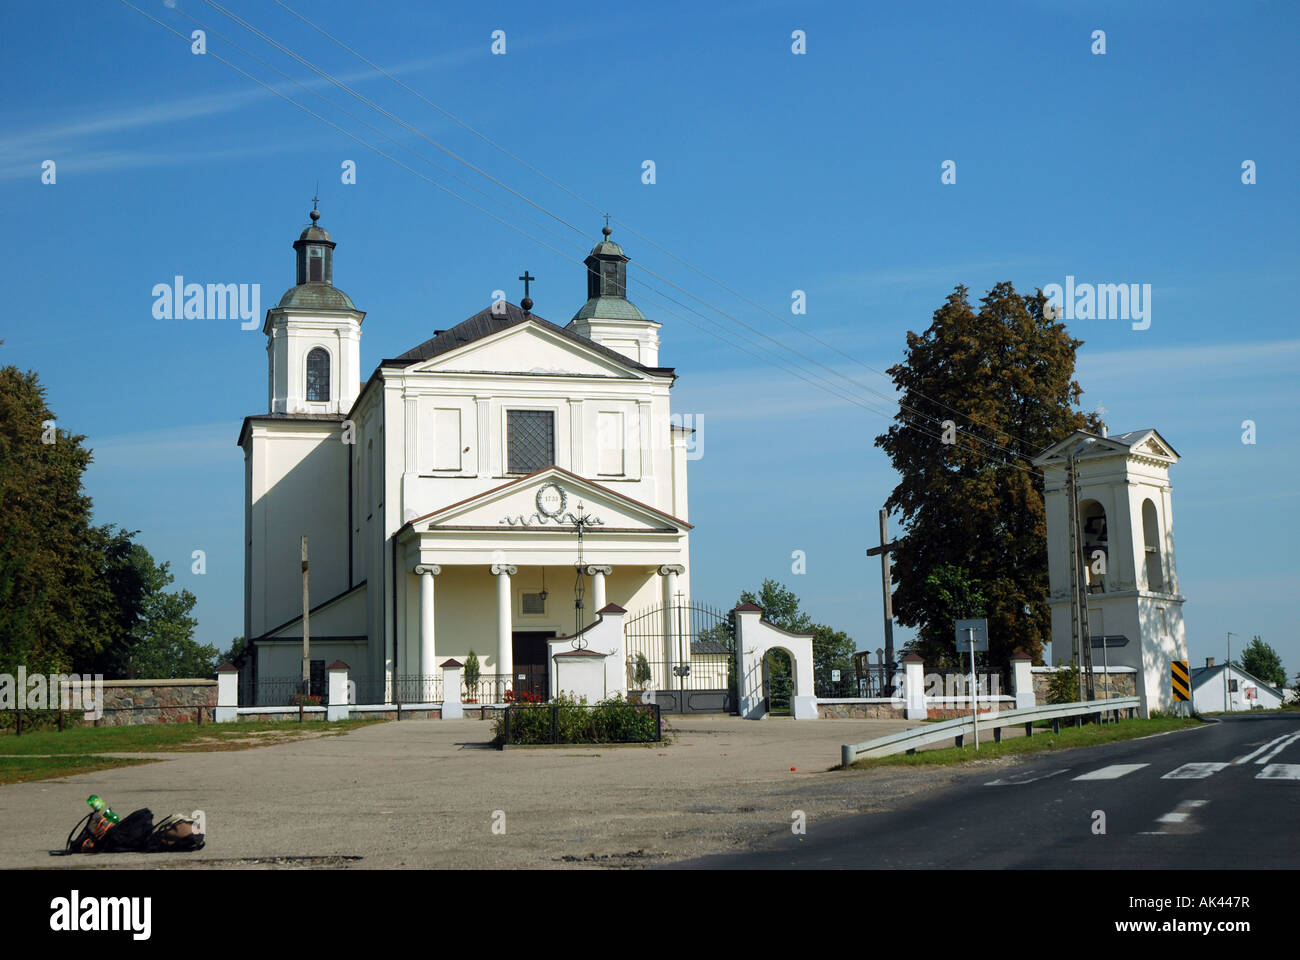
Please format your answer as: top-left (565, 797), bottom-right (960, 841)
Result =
top-left (415, 564), bottom-right (440, 701)
top-left (1011, 653), bottom-right (1036, 709)
top-left (492, 564), bottom-right (516, 692)
top-left (586, 565), bottom-right (611, 614)
top-left (215, 663), bottom-right (238, 723)
top-left (326, 661), bottom-right (349, 721)
top-left (904, 654), bottom-right (927, 720)
top-left (440, 659), bottom-right (464, 720)
top-left (658, 565), bottom-right (684, 689)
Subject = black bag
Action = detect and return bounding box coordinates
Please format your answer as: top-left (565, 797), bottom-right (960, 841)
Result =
top-left (63, 808), bottom-right (205, 854)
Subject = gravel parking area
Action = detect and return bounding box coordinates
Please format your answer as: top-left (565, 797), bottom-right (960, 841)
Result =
top-left (0, 716), bottom-right (1016, 869)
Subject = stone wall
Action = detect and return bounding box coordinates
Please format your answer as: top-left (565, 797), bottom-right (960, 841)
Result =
top-left (84, 679), bottom-right (217, 726)
top-left (1031, 670), bottom-right (1135, 704)
top-left (816, 700), bottom-right (906, 719)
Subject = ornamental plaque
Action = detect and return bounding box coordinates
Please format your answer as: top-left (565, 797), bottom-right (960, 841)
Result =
top-left (536, 483), bottom-right (566, 518)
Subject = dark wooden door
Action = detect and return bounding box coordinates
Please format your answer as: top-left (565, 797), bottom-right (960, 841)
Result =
top-left (512, 632), bottom-right (553, 700)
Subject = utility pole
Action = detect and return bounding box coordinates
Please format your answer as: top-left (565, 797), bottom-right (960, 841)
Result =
top-left (1066, 451), bottom-right (1095, 702)
top-left (301, 536), bottom-right (310, 697)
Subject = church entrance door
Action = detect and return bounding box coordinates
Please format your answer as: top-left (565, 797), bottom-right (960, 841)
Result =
top-left (511, 631), bottom-right (552, 701)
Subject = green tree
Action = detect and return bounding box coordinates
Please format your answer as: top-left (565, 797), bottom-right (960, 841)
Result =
top-left (907, 564), bottom-right (987, 670)
top-left (0, 367), bottom-right (109, 673)
top-left (874, 284), bottom-right (1104, 672)
top-left (1239, 635), bottom-right (1286, 688)
top-left (737, 579), bottom-right (855, 694)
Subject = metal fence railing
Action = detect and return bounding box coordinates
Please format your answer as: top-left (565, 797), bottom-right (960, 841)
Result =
top-left (462, 674), bottom-right (512, 704)
top-left (840, 696), bottom-right (1142, 766)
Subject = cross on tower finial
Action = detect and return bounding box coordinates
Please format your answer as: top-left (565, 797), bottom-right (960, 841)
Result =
top-left (310, 182), bottom-right (321, 223)
top-left (602, 213), bottom-right (611, 238)
top-left (519, 270), bottom-right (535, 313)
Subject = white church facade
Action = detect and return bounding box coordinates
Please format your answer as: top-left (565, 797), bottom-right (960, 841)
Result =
top-left (238, 209), bottom-right (697, 704)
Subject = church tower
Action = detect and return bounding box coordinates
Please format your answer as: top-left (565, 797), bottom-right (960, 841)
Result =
top-left (264, 205), bottom-right (364, 414)
top-left (1032, 429), bottom-right (1189, 715)
top-left (567, 226), bottom-right (661, 366)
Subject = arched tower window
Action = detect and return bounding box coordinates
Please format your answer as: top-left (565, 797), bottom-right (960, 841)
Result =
top-left (306, 348), bottom-right (330, 402)
top-left (1142, 498), bottom-right (1165, 591)
top-left (1079, 499), bottom-right (1108, 593)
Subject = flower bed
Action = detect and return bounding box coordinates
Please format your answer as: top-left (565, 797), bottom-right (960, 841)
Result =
top-left (494, 693), bottom-right (660, 745)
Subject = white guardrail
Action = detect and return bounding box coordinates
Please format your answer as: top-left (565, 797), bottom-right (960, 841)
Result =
top-left (840, 697), bottom-right (1141, 767)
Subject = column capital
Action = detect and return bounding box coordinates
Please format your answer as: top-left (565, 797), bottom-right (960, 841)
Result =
top-left (584, 564), bottom-right (613, 576)
top-left (414, 564), bottom-right (441, 576)
top-left (657, 564), bottom-right (685, 576)
top-left (491, 563), bottom-right (518, 576)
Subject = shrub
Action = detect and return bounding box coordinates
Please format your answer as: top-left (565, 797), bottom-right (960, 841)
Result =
top-left (1047, 661), bottom-right (1081, 705)
top-left (492, 693), bottom-right (660, 745)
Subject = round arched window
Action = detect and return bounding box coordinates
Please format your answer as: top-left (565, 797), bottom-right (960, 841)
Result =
top-left (306, 348), bottom-right (330, 402)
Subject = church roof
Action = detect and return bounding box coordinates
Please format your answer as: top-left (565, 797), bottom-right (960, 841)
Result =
top-left (1030, 428), bottom-right (1179, 467)
top-left (277, 281), bottom-right (357, 310)
top-left (570, 295), bottom-right (648, 323)
top-left (383, 300), bottom-right (673, 375)
top-left (299, 224), bottom-right (333, 243)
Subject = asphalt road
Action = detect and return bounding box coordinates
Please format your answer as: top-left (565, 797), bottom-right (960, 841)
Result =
top-left (678, 713), bottom-right (1300, 869)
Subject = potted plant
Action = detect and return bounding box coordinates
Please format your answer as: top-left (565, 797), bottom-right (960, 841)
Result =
top-left (634, 652), bottom-right (653, 691)
top-left (464, 650), bottom-right (481, 703)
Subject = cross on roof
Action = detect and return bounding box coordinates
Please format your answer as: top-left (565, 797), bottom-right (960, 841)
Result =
top-left (519, 270), bottom-right (535, 313)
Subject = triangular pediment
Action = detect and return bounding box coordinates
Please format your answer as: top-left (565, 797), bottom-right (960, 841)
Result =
top-left (409, 322), bottom-right (645, 379)
top-left (412, 468), bottom-right (690, 532)
top-left (1032, 428), bottom-right (1179, 467)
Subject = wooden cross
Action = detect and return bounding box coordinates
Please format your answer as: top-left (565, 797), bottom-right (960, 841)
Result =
top-left (865, 509), bottom-right (902, 677)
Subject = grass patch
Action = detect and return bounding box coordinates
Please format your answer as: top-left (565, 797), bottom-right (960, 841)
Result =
top-left (0, 755), bottom-right (160, 786)
top-left (844, 716), bottom-right (1201, 769)
top-left (0, 718), bottom-right (382, 756)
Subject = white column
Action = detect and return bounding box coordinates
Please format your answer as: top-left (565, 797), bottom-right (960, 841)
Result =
top-left (585, 565), bottom-right (612, 614)
top-left (414, 564), bottom-right (440, 701)
top-left (658, 564), bottom-right (684, 687)
top-left (492, 564), bottom-right (517, 689)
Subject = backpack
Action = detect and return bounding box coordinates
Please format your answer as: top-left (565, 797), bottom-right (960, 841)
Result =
top-left (64, 808), bottom-right (205, 854)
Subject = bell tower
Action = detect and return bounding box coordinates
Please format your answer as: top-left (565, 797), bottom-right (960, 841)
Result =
top-left (1033, 429), bottom-right (1188, 715)
top-left (568, 225), bottom-right (661, 366)
top-left (264, 204), bottom-right (364, 415)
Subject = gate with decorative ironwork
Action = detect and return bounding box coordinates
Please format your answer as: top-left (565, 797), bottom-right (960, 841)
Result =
top-left (623, 600), bottom-right (736, 713)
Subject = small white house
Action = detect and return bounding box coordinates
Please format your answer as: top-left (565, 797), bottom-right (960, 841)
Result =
top-left (1191, 658), bottom-right (1287, 712)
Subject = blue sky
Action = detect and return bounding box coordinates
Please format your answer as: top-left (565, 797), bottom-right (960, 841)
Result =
top-left (3, 1), bottom-right (1297, 674)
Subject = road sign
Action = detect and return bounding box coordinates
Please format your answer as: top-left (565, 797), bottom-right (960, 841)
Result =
top-left (1171, 660), bottom-right (1190, 701)
top-left (954, 619), bottom-right (988, 653)
top-left (831, 669), bottom-right (841, 682)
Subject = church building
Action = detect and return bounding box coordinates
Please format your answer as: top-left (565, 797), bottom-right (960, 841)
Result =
top-left (238, 208), bottom-right (695, 703)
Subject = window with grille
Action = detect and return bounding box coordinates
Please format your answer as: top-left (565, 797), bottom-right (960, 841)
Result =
top-left (306, 348), bottom-right (330, 402)
top-left (507, 410), bottom-right (554, 474)
top-left (522, 593), bottom-right (546, 615)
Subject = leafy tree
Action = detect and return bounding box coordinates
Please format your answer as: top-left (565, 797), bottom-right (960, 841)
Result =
top-left (0, 367), bottom-right (109, 673)
top-left (875, 284), bottom-right (1104, 672)
top-left (737, 579), bottom-right (855, 695)
top-left (908, 564), bottom-right (986, 669)
top-left (1239, 635), bottom-right (1286, 688)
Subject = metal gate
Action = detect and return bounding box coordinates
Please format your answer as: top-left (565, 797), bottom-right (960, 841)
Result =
top-left (624, 600), bottom-right (736, 713)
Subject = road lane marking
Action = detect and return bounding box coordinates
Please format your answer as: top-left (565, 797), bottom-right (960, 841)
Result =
top-left (1256, 764), bottom-right (1300, 780)
top-left (1073, 763), bottom-right (1149, 781)
top-left (1162, 762), bottom-right (1228, 779)
top-left (1255, 733), bottom-right (1300, 765)
top-left (1156, 799), bottom-right (1209, 825)
top-left (1233, 733), bottom-right (1295, 765)
top-left (984, 769), bottom-right (1070, 786)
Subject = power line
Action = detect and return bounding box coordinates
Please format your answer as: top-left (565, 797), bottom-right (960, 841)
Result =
top-left (269, 0), bottom-right (1052, 458)
top-left (117, 0), bottom-right (1043, 480)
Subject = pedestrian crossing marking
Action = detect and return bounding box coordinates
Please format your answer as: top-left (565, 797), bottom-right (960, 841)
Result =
top-left (1073, 764), bottom-right (1149, 780)
top-left (1171, 660), bottom-right (1190, 701)
top-left (1256, 764), bottom-right (1300, 781)
top-left (1157, 799), bottom-right (1208, 824)
top-left (1162, 762), bottom-right (1228, 780)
